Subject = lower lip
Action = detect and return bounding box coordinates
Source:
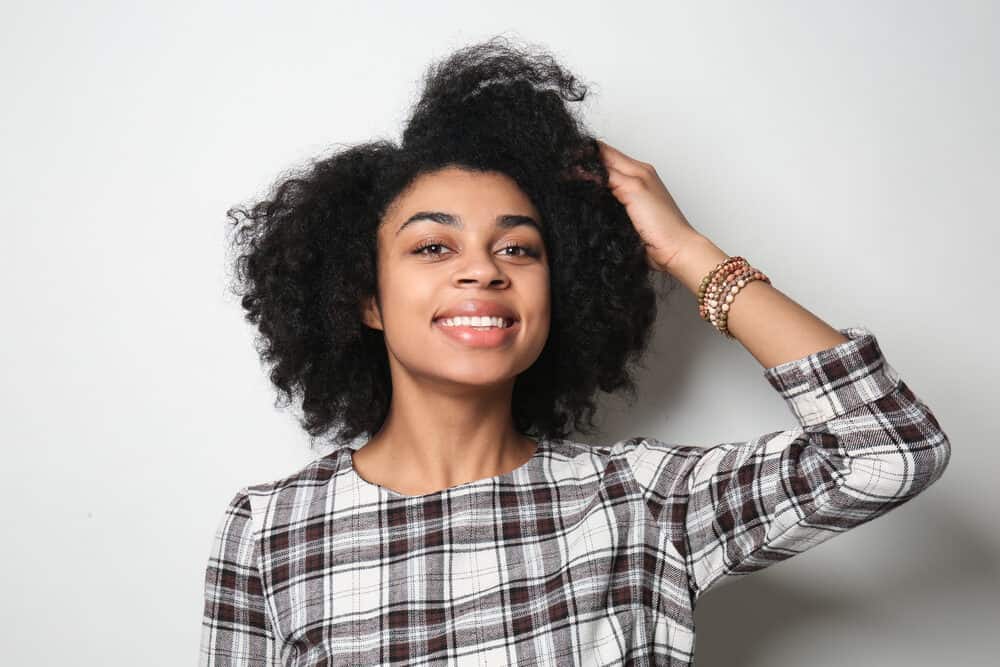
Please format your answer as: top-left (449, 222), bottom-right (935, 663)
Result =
top-left (433, 319), bottom-right (520, 348)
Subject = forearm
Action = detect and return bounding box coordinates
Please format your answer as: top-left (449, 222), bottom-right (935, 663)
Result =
top-left (664, 235), bottom-right (849, 369)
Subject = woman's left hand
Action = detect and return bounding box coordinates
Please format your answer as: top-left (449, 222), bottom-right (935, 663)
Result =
top-left (595, 139), bottom-right (705, 272)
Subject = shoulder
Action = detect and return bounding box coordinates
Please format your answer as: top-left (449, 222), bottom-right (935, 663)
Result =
top-left (541, 435), bottom-right (689, 484)
top-left (237, 446), bottom-right (353, 530)
top-left (604, 435), bottom-right (704, 495)
top-left (246, 445), bottom-right (349, 493)
top-left (539, 434), bottom-right (690, 466)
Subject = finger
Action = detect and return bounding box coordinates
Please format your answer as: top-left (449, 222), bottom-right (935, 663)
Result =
top-left (603, 162), bottom-right (626, 191)
top-left (596, 139), bottom-right (649, 179)
top-left (605, 162), bottom-right (643, 193)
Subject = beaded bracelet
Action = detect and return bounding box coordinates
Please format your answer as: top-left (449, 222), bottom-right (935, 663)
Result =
top-left (697, 255), bottom-right (771, 339)
top-left (697, 255), bottom-right (747, 329)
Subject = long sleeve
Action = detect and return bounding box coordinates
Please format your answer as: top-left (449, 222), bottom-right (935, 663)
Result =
top-left (623, 326), bottom-right (951, 603)
top-left (199, 487), bottom-right (282, 666)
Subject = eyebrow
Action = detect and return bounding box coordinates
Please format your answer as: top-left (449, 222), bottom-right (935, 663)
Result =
top-left (395, 211), bottom-right (541, 236)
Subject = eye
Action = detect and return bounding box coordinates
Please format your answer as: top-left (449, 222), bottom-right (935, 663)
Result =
top-left (411, 239), bottom-right (543, 259)
top-left (499, 242), bottom-right (542, 258)
top-left (412, 240), bottom-right (452, 256)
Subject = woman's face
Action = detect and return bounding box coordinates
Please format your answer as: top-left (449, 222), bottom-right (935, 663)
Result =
top-left (362, 166), bottom-right (551, 391)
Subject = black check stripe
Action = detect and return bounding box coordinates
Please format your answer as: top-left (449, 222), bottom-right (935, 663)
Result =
top-left (201, 326), bottom-right (951, 665)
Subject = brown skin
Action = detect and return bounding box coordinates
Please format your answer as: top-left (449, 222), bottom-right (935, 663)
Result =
top-left (356, 166), bottom-right (551, 496)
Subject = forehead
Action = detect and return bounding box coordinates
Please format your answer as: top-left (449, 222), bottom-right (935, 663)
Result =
top-left (386, 167), bottom-right (540, 226)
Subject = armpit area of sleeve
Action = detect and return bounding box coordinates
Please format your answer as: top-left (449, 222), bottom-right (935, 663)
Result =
top-left (762, 326), bottom-right (901, 427)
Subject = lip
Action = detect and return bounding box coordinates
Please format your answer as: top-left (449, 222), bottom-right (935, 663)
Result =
top-left (433, 299), bottom-right (519, 324)
top-left (433, 317), bottom-right (521, 348)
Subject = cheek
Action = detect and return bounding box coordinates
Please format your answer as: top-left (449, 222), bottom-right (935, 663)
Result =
top-left (527, 270), bottom-right (552, 313)
top-left (377, 269), bottom-right (438, 326)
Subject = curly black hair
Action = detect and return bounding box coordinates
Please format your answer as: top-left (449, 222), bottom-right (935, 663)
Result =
top-left (225, 35), bottom-right (678, 450)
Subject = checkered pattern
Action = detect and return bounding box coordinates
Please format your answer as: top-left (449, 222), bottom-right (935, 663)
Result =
top-left (200, 326), bottom-right (951, 665)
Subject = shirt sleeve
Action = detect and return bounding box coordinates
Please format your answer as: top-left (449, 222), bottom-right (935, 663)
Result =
top-left (622, 326), bottom-right (952, 603)
top-left (199, 487), bottom-right (282, 666)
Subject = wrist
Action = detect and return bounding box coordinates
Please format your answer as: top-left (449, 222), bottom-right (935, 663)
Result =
top-left (662, 235), bottom-right (730, 295)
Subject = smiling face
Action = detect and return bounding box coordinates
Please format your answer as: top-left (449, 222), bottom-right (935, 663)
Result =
top-left (361, 165), bottom-right (551, 390)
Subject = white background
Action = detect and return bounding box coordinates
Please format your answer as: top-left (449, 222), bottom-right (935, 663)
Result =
top-left (1, 1), bottom-right (995, 665)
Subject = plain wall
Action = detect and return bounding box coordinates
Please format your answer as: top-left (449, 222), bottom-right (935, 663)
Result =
top-left (1, 1), bottom-right (995, 665)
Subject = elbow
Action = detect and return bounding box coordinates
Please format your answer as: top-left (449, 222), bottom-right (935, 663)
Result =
top-left (906, 394), bottom-right (953, 494)
top-left (857, 429), bottom-right (951, 500)
top-left (865, 386), bottom-right (953, 498)
top-left (814, 379), bottom-right (952, 512)
top-left (916, 429), bottom-right (951, 492)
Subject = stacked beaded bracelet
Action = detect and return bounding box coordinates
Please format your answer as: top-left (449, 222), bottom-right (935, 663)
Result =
top-left (697, 255), bottom-right (771, 339)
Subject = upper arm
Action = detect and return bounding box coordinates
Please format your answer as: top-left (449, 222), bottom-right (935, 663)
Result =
top-left (199, 487), bottom-right (282, 666)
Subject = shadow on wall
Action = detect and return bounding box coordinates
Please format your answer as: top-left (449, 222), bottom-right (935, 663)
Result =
top-left (694, 501), bottom-right (996, 665)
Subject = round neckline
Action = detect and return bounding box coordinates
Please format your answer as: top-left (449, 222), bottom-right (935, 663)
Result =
top-left (347, 436), bottom-right (547, 500)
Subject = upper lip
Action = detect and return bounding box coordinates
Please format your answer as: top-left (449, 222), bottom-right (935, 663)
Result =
top-left (434, 299), bottom-right (519, 322)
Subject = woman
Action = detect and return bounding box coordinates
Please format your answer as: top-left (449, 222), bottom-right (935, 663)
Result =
top-left (200, 36), bottom-right (951, 665)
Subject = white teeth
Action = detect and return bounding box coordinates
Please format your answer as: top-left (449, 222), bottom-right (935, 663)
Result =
top-left (437, 316), bottom-right (512, 328)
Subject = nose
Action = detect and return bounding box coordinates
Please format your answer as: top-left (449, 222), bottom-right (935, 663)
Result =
top-left (453, 248), bottom-right (511, 287)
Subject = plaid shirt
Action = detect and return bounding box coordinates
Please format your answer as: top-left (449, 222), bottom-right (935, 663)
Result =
top-left (200, 326), bottom-right (951, 666)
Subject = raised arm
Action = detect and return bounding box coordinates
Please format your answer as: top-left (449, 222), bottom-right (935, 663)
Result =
top-left (624, 235), bottom-right (951, 602)
top-left (624, 323), bottom-right (950, 601)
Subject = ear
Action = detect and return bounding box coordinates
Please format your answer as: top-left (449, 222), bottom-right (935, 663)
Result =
top-left (359, 294), bottom-right (384, 331)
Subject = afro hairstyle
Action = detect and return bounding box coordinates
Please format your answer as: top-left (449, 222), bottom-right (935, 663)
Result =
top-left (225, 35), bottom-right (678, 450)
